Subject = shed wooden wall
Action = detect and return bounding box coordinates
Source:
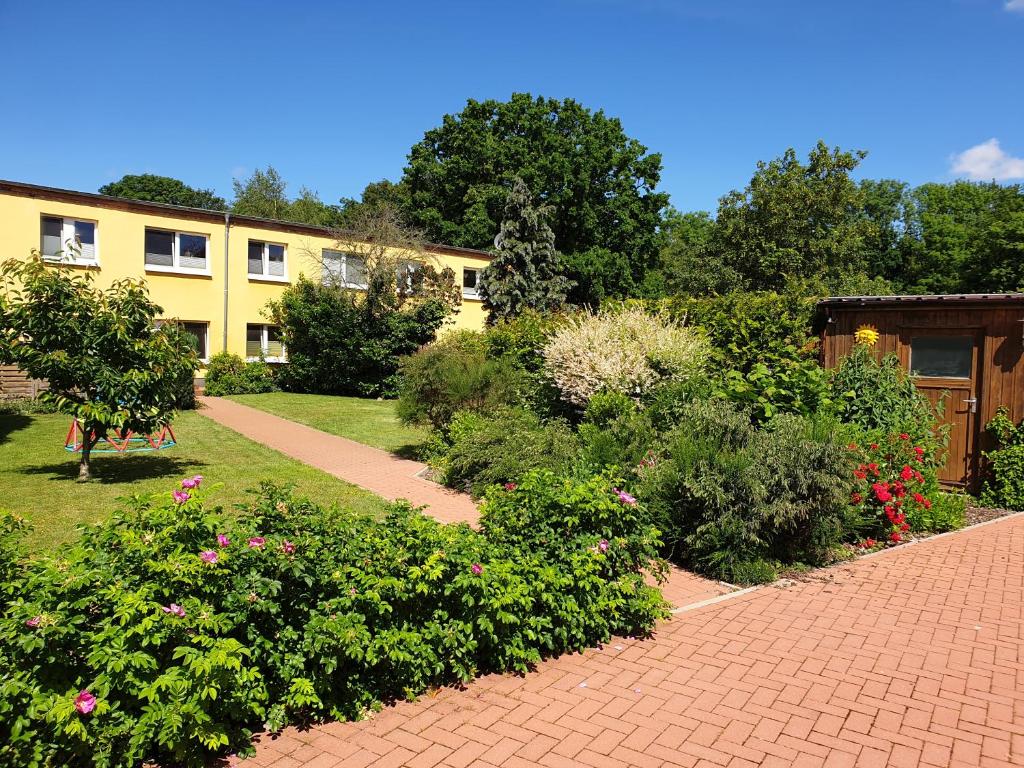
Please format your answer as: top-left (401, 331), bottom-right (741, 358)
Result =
top-left (820, 301), bottom-right (1024, 471)
top-left (0, 365), bottom-right (47, 399)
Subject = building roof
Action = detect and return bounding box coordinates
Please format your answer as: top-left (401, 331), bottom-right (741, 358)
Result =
top-left (819, 293), bottom-right (1024, 309)
top-left (0, 178), bottom-right (492, 260)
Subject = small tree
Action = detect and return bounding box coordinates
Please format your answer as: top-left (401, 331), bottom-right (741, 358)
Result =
top-left (479, 178), bottom-right (572, 323)
top-left (0, 254), bottom-right (198, 480)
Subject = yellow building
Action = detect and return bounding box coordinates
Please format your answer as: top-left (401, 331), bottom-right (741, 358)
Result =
top-left (0, 179), bottom-right (491, 380)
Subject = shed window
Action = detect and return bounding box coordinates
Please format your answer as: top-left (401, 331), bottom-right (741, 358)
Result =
top-left (910, 336), bottom-right (973, 379)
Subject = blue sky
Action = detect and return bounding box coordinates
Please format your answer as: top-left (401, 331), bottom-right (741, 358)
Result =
top-left (1, 0), bottom-right (1021, 213)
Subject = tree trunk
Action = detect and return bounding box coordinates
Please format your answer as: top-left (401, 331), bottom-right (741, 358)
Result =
top-left (78, 429), bottom-right (93, 482)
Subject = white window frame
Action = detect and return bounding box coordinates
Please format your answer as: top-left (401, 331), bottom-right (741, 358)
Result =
top-left (246, 323), bottom-right (286, 363)
top-left (144, 228), bottom-right (211, 276)
top-left (40, 215), bottom-right (99, 265)
top-left (248, 240), bottom-right (289, 282)
top-left (462, 267), bottom-right (481, 300)
top-left (322, 249), bottom-right (368, 290)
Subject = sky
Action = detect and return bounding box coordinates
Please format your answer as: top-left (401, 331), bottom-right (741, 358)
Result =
top-left (1, 0), bottom-right (1022, 214)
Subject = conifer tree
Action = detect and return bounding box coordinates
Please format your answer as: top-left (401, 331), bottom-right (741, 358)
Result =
top-left (480, 178), bottom-right (571, 323)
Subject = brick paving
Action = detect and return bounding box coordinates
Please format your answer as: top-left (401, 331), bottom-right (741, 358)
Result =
top-left (197, 395), bottom-right (734, 611)
top-left (227, 514), bottom-right (1024, 768)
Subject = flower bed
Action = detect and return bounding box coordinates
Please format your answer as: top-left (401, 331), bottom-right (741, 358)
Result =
top-left (0, 473), bottom-right (667, 767)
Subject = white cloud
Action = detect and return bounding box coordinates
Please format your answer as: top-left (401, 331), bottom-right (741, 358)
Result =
top-left (950, 139), bottom-right (1024, 181)
top-left (1006, 0), bottom-right (1024, 12)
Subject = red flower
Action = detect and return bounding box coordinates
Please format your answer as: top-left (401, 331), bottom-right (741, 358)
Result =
top-left (864, 538), bottom-right (876, 548)
top-left (884, 505), bottom-right (896, 521)
top-left (923, 499), bottom-right (932, 509)
top-left (867, 462), bottom-right (879, 475)
top-left (890, 531), bottom-right (902, 542)
top-left (847, 443), bottom-right (859, 451)
top-left (913, 470), bottom-right (924, 482)
top-left (899, 433), bottom-right (910, 440)
top-left (870, 443), bottom-right (879, 450)
top-left (850, 492), bottom-right (863, 504)
top-left (912, 492), bottom-right (925, 503)
top-left (913, 446), bottom-right (925, 456)
top-left (900, 522), bottom-right (910, 532)
top-left (854, 469), bottom-right (867, 480)
top-left (900, 465), bottom-right (914, 481)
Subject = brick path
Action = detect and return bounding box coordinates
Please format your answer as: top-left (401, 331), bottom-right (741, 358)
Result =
top-left (197, 396), bottom-right (732, 609)
top-left (228, 514), bottom-right (1024, 768)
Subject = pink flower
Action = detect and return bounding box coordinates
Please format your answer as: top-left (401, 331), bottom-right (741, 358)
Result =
top-left (74, 690), bottom-right (97, 715)
top-left (216, 534), bottom-right (230, 548)
top-left (614, 488), bottom-right (638, 506)
top-left (503, 482), bottom-right (517, 491)
top-left (172, 490), bottom-right (190, 504)
top-left (471, 563), bottom-right (483, 575)
top-left (281, 540), bottom-right (296, 555)
top-left (349, 587), bottom-right (357, 596)
top-left (25, 615), bottom-right (41, 628)
top-left (199, 550), bottom-right (218, 564)
top-left (248, 537), bottom-right (266, 549)
top-left (181, 477), bottom-right (198, 489)
top-left (598, 539), bottom-right (610, 552)
top-left (162, 603), bottom-right (185, 618)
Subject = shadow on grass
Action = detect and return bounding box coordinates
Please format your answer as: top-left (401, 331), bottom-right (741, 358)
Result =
top-left (0, 414), bottom-right (33, 446)
top-left (391, 442), bottom-right (428, 461)
top-left (19, 454), bottom-right (210, 485)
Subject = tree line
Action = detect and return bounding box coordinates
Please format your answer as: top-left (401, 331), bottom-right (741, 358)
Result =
top-left (100, 93), bottom-right (1024, 315)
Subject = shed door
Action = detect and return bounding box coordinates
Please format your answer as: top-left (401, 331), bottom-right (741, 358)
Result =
top-left (899, 328), bottom-right (983, 486)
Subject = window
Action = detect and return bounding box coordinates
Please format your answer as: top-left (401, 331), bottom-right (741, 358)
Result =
top-left (157, 320), bottom-right (209, 361)
top-left (322, 249), bottom-right (368, 289)
top-left (910, 336), bottom-right (973, 379)
top-left (144, 228), bottom-right (209, 273)
top-left (248, 240), bottom-right (287, 280)
top-left (246, 324), bottom-right (285, 362)
top-left (462, 267), bottom-right (480, 299)
top-left (40, 216), bottom-right (98, 263)
top-left (396, 260), bottom-right (420, 295)
top-left (180, 321), bottom-right (209, 361)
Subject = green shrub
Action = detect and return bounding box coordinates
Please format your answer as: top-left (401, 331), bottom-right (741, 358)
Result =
top-left (439, 407), bottom-right (580, 497)
top-left (542, 306), bottom-right (709, 408)
top-left (907, 491), bottom-right (966, 532)
top-left (397, 331), bottom-right (521, 430)
top-left (728, 559), bottom-right (779, 586)
top-left (636, 401), bottom-right (853, 578)
top-left (577, 392), bottom-right (658, 474)
top-left (160, 323), bottom-right (199, 409)
top-left (981, 406), bottom-right (1024, 510)
top-left (829, 344), bottom-right (944, 453)
top-left (483, 310), bottom-right (567, 416)
top-left (0, 397), bottom-right (58, 416)
top-left (270, 277), bottom-right (453, 398)
top-left (203, 352), bottom-right (277, 397)
top-left (0, 477), bottom-right (667, 767)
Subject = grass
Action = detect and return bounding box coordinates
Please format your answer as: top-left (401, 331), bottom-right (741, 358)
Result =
top-left (0, 410), bottom-right (390, 551)
top-left (226, 392), bottom-right (429, 456)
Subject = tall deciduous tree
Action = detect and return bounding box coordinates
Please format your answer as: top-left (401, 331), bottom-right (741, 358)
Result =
top-left (479, 178), bottom-right (572, 323)
top-left (0, 254), bottom-right (197, 480)
top-left (99, 174), bottom-right (227, 210)
top-left (400, 93), bottom-right (669, 303)
top-left (712, 141), bottom-right (874, 292)
top-left (231, 166), bottom-right (291, 219)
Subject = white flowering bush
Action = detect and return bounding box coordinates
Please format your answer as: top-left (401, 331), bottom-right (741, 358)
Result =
top-left (542, 307), bottom-right (709, 407)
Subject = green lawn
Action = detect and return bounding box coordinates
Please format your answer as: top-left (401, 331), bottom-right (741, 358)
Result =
top-left (0, 410), bottom-right (389, 551)
top-left (226, 393), bottom-right (429, 455)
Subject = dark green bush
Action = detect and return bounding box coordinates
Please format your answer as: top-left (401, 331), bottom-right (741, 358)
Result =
top-left (0, 477), bottom-right (667, 767)
top-left (483, 310), bottom-right (568, 417)
top-left (397, 331), bottom-right (522, 430)
top-left (635, 400), bottom-right (854, 580)
top-left (577, 392), bottom-right (658, 473)
top-left (203, 352), bottom-right (276, 396)
top-left (271, 278), bottom-right (452, 398)
top-left (0, 396), bottom-right (59, 416)
top-left (439, 407), bottom-right (580, 497)
top-left (981, 406), bottom-right (1024, 510)
top-left (160, 323), bottom-right (199, 409)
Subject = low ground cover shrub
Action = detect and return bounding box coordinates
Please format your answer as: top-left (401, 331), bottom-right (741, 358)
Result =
top-left (980, 406), bottom-right (1024, 510)
top-left (542, 306), bottom-right (709, 407)
top-left (203, 352), bottom-right (277, 396)
top-left (397, 331), bottom-right (521, 430)
top-left (0, 477), bottom-right (667, 767)
top-left (438, 407), bottom-right (580, 497)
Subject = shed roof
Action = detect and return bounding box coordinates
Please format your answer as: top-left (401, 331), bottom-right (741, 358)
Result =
top-left (819, 293), bottom-right (1024, 309)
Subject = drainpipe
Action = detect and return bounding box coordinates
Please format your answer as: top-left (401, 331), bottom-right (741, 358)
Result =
top-left (222, 212), bottom-right (231, 352)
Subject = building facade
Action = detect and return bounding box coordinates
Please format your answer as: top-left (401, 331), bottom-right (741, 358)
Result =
top-left (819, 294), bottom-right (1024, 491)
top-left (0, 180), bottom-right (491, 378)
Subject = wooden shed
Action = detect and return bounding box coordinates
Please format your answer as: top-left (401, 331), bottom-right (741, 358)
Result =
top-left (819, 294), bottom-right (1024, 490)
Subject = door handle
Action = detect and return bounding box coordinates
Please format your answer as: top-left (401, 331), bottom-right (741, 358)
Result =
top-left (962, 398), bottom-right (977, 413)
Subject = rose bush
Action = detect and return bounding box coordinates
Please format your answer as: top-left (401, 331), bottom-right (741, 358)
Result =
top-left (0, 475), bottom-right (667, 767)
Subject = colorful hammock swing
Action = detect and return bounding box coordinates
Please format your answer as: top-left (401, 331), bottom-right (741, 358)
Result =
top-left (64, 420), bottom-right (177, 454)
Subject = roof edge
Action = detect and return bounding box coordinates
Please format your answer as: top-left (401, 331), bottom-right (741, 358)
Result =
top-left (0, 178), bottom-right (492, 260)
top-left (819, 293), bottom-right (1024, 307)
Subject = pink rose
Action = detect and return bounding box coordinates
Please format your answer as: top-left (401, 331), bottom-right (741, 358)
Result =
top-left (471, 563), bottom-right (483, 575)
top-left (162, 603), bottom-right (185, 618)
top-left (199, 550), bottom-right (218, 564)
top-left (216, 534), bottom-right (230, 548)
top-left (74, 690), bottom-right (97, 715)
top-left (172, 490), bottom-right (189, 505)
top-left (248, 537), bottom-right (266, 549)
top-left (281, 540), bottom-right (295, 555)
top-left (25, 615), bottom-right (41, 628)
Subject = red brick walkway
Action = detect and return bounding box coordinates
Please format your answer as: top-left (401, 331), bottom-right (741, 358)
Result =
top-left (229, 514), bottom-right (1024, 768)
top-left (198, 396), bottom-right (733, 611)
